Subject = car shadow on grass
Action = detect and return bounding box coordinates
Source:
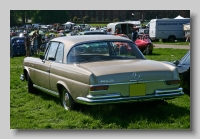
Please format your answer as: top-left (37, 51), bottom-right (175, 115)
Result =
top-left (78, 100), bottom-right (190, 129)
top-left (33, 88), bottom-right (190, 129)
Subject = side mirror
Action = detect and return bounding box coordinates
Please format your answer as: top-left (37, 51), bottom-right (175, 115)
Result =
top-left (173, 60), bottom-right (179, 66)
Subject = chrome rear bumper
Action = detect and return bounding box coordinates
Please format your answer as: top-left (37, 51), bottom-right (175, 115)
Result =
top-left (76, 88), bottom-right (184, 105)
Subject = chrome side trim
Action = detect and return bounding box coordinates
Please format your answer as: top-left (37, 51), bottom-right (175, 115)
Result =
top-left (95, 80), bottom-right (165, 86)
top-left (155, 88), bottom-right (183, 94)
top-left (76, 88), bottom-right (184, 105)
top-left (33, 84), bottom-right (59, 97)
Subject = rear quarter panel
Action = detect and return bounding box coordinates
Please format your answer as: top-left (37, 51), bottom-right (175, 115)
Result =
top-left (49, 63), bottom-right (93, 100)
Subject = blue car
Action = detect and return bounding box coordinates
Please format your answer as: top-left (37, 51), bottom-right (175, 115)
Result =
top-left (11, 36), bottom-right (26, 56)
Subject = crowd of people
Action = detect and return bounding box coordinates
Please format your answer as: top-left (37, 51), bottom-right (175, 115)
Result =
top-left (24, 30), bottom-right (43, 57)
top-left (10, 29), bottom-right (46, 58)
top-left (10, 25), bottom-right (139, 58)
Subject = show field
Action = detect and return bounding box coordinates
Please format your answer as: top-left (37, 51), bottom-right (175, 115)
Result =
top-left (10, 48), bottom-right (190, 129)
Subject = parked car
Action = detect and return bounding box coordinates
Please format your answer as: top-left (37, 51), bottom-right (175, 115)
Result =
top-left (114, 34), bottom-right (154, 55)
top-left (11, 36), bottom-right (26, 56)
top-left (173, 51), bottom-right (190, 91)
top-left (79, 31), bottom-right (106, 35)
top-left (135, 34), bottom-right (154, 55)
top-left (20, 35), bottom-right (184, 110)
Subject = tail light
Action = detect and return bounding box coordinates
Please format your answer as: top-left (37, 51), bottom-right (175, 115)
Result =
top-left (165, 80), bottom-right (180, 85)
top-left (90, 85), bottom-right (109, 91)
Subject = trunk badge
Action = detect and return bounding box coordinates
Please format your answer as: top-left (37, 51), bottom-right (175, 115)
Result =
top-left (132, 73), bottom-right (140, 79)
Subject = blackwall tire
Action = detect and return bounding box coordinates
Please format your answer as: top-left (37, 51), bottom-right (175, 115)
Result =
top-left (168, 36), bottom-right (175, 42)
top-left (27, 72), bottom-right (34, 93)
top-left (149, 50), bottom-right (152, 55)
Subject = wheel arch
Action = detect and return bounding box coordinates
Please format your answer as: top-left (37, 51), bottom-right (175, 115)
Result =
top-left (57, 81), bottom-right (72, 98)
top-left (168, 35), bottom-right (176, 42)
top-left (23, 67), bottom-right (31, 81)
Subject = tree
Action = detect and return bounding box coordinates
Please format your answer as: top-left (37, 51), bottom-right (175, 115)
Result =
top-left (10, 10), bottom-right (19, 27)
top-left (77, 18), bottom-right (81, 21)
top-left (105, 18), bottom-right (109, 22)
top-left (91, 18), bottom-right (96, 22)
top-left (32, 10), bottom-right (69, 24)
top-left (83, 16), bottom-right (90, 23)
top-left (126, 12), bottom-right (130, 20)
top-left (73, 16), bottom-right (78, 22)
top-left (113, 18), bottom-right (119, 22)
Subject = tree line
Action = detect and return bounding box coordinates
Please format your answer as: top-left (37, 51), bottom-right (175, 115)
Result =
top-left (10, 10), bottom-right (120, 27)
top-left (10, 10), bottom-right (70, 27)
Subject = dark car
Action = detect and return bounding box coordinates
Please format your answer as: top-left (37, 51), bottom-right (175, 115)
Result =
top-left (173, 51), bottom-right (190, 91)
top-left (11, 36), bottom-right (26, 56)
top-left (79, 31), bottom-right (106, 35)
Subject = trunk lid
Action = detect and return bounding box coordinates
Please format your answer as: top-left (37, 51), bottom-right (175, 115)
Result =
top-left (78, 59), bottom-right (175, 84)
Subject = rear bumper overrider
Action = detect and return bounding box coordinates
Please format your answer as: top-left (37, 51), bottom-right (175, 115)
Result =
top-left (76, 88), bottom-right (184, 105)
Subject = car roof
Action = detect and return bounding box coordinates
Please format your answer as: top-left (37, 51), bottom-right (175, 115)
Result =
top-left (51, 35), bottom-right (131, 45)
top-left (51, 35), bottom-right (132, 59)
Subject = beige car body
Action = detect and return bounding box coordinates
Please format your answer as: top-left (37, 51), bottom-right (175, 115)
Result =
top-left (21, 35), bottom-right (184, 110)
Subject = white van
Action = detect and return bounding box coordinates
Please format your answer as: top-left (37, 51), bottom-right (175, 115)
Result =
top-left (32, 23), bottom-right (42, 29)
top-left (107, 21), bottom-right (140, 38)
top-left (149, 18), bottom-right (190, 42)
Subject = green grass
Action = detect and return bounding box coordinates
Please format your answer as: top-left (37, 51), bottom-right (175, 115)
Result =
top-left (10, 48), bottom-right (190, 129)
top-left (88, 23), bottom-right (107, 27)
top-left (153, 40), bottom-right (190, 45)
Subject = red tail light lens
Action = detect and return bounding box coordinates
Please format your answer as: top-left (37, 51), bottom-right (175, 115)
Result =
top-left (165, 80), bottom-right (180, 85)
top-left (90, 85), bottom-right (109, 91)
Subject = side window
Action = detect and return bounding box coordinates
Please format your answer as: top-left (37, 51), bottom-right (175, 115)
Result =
top-left (46, 42), bottom-right (59, 61)
top-left (44, 42), bottom-right (51, 60)
top-left (55, 43), bottom-right (64, 63)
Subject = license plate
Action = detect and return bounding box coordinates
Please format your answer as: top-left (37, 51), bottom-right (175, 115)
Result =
top-left (130, 84), bottom-right (146, 96)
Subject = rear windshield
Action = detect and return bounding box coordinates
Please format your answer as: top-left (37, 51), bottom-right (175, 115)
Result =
top-left (67, 41), bottom-right (145, 64)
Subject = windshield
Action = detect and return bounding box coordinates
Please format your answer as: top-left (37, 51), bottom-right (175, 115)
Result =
top-left (67, 41), bottom-right (145, 64)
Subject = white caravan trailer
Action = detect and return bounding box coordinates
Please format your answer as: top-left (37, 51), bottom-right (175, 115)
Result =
top-left (107, 21), bottom-right (140, 39)
top-left (149, 18), bottom-right (190, 42)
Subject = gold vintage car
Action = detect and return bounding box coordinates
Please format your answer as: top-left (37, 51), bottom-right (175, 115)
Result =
top-left (20, 35), bottom-right (184, 110)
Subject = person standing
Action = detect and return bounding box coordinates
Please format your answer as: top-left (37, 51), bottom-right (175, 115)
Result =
top-left (107, 28), bottom-right (112, 35)
top-left (131, 27), bottom-right (138, 42)
top-left (36, 30), bottom-right (42, 54)
top-left (24, 33), bottom-right (31, 57)
top-left (115, 28), bottom-right (120, 34)
top-left (31, 32), bottom-right (38, 56)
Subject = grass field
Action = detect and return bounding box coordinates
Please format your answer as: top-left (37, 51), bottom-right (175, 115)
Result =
top-left (153, 41), bottom-right (190, 45)
top-left (10, 48), bottom-right (190, 129)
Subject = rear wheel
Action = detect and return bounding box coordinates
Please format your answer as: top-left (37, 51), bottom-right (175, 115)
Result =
top-left (27, 72), bottom-right (35, 93)
top-left (145, 45), bottom-right (152, 55)
top-left (168, 36), bottom-right (175, 42)
top-left (162, 39), bottom-right (167, 42)
top-left (60, 88), bottom-right (76, 110)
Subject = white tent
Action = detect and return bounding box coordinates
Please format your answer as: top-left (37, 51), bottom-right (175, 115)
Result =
top-left (63, 22), bottom-right (75, 25)
top-left (62, 22), bottom-right (75, 27)
top-left (174, 15), bottom-right (185, 19)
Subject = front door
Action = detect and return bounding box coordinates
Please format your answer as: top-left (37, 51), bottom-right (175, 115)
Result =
top-left (34, 42), bottom-right (59, 89)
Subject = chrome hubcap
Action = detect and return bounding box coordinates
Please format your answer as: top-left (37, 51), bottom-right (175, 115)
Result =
top-left (63, 92), bottom-right (70, 110)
